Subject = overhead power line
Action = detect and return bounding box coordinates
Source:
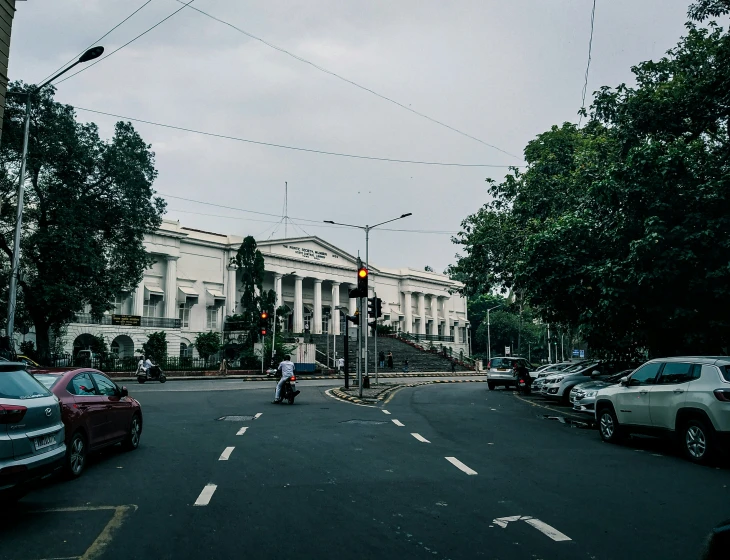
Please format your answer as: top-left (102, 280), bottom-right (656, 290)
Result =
top-left (172, 0), bottom-right (520, 159)
top-left (162, 196), bottom-right (458, 235)
top-left (72, 106), bottom-right (517, 168)
top-left (55, 0), bottom-right (196, 86)
top-left (38, 0), bottom-right (154, 85)
top-left (578, 0), bottom-right (597, 126)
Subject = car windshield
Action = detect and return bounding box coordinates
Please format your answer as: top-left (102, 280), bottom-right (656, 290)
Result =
top-left (491, 358), bottom-right (517, 368)
top-left (33, 374), bottom-right (63, 390)
top-left (562, 361), bottom-right (592, 373)
top-left (0, 368), bottom-right (52, 399)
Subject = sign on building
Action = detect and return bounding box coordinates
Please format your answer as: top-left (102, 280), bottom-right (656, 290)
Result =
top-left (572, 349), bottom-right (580, 357)
top-left (112, 314), bottom-right (142, 327)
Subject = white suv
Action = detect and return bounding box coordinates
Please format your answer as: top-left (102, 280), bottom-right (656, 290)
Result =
top-left (594, 357), bottom-right (730, 464)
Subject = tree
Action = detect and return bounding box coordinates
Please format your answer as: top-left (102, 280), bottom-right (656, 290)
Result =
top-left (195, 331), bottom-right (222, 363)
top-left (424, 265), bottom-right (434, 272)
top-left (0, 83), bottom-right (165, 358)
top-left (235, 235), bottom-right (276, 342)
top-left (142, 331), bottom-right (167, 363)
top-left (451, 8), bottom-right (730, 359)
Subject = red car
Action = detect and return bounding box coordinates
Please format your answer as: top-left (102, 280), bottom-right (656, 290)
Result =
top-left (31, 368), bottom-right (143, 477)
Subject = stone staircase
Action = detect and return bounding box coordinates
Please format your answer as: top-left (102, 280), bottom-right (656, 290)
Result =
top-left (306, 334), bottom-right (472, 373)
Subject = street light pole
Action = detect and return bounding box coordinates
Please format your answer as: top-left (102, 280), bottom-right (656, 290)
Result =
top-left (486, 304), bottom-right (502, 362)
top-left (324, 213), bottom-right (412, 396)
top-left (5, 46), bottom-right (104, 344)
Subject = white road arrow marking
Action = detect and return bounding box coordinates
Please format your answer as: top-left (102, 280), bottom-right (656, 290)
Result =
top-left (492, 516), bottom-right (572, 542)
top-left (492, 515), bottom-right (523, 528)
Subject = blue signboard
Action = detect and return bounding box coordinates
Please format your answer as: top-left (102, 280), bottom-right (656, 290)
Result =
top-left (572, 349), bottom-right (580, 357)
top-left (579, 350), bottom-right (585, 358)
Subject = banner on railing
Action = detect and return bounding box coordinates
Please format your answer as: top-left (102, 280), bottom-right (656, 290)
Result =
top-left (111, 314), bottom-right (141, 327)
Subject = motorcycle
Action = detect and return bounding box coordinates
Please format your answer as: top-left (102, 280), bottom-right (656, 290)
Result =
top-left (274, 375), bottom-right (300, 405)
top-left (516, 373), bottom-right (531, 395)
top-left (137, 364), bottom-right (166, 384)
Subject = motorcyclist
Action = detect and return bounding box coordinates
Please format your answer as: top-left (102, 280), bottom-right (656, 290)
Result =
top-left (513, 361), bottom-right (531, 387)
top-left (143, 356), bottom-right (154, 379)
top-left (272, 355), bottom-right (295, 404)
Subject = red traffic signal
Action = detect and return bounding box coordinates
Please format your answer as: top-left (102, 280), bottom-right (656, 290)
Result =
top-left (261, 328), bottom-right (267, 336)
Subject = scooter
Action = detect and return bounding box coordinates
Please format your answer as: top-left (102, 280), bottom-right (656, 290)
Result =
top-left (137, 365), bottom-right (166, 384)
top-left (516, 374), bottom-right (531, 395)
top-left (273, 375), bottom-right (300, 405)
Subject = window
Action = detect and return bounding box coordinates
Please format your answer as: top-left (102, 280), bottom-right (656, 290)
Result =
top-left (180, 342), bottom-right (189, 358)
top-left (34, 374), bottom-right (63, 390)
top-left (207, 306), bottom-right (219, 330)
top-left (629, 362), bottom-right (662, 386)
top-left (91, 372), bottom-right (118, 397)
top-left (719, 365), bottom-right (730, 382)
top-left (144, 295), bottom-right (162, 318)
top-left (110, 340), bottom-right (120, 356)
top-left (0, 368), bottom-right (51, 399)
top-left (179, 302), bottom-right (192, 328)
top-left (657, 362), bottom-right (694, 384)
top-left (67, 372), bottom-right (97, 396)
top-left (112, 294), bottom-right (126, 314)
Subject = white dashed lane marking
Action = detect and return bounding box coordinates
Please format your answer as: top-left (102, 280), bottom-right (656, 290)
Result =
top-left (219, 447), bottom-right (235, 460)
top-left (392, 419), bottom-right (405, 427)
top-left (382, 410), bottom-right (391, 415)
top-left (236, 427), bottom-right (248, 435)
top-left (194, 484), bottom-right (217, 506)
top-left (523, 518), bottom-right (572, 542)
top-left (445, 457), bottom-right (478, 475)
top-left (411, 433), bottom-right (430, 443)
top-left (254, 413), bottom-right (263, 419)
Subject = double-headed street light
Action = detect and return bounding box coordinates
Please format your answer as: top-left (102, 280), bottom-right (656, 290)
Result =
top-left (323, 213), bottom-right (412, 396)
top-left (6, 46), bottom-right (105, 344)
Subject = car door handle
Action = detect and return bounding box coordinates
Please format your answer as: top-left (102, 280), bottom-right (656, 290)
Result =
top-left (673, 389), bottom-right (685, 394)
top-left (639, 390), bottom-right (648, 395)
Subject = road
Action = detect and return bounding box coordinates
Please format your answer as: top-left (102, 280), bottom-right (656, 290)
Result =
top-left (2, 379), bottom-right (727, 560)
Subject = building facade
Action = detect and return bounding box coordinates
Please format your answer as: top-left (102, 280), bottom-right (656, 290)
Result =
top-left (61, 219), bottom-right (470, 359)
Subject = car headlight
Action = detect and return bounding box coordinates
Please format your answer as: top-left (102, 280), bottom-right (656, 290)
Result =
top-left (584, 391), bottom-right (597, 397)
top-left (553, 377), bottom-right (564, 383)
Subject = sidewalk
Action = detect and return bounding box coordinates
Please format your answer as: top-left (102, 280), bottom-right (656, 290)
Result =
top-left (111, 371), bottom-right (485, 382)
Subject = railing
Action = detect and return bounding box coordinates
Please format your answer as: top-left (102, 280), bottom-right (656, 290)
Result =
top-left (398, 332), bottom-right (455, 343)
top-left (224, 320), bottom-right (249, 331)
top-left (73, 313), bottom-right (181, 329)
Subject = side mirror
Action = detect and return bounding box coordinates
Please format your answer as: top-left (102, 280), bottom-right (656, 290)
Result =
top-left (120, 386), bottom-right (129, 397)
top-left (619, 377), bottom-right (629, 387)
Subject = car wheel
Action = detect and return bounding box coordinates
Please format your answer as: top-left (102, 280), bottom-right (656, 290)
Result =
top-left (682, 418), bottom-right (713, 464)
top-left (598, 407), bottom-right (622, 443)
top-left (561, 389), bottom-right (572, 405)
top-left (488, 382), bottom-right (495, 391)
top-left (123, 413), bottom-right (142, 451)
top-left (65, 431), bottom-right (87, 478)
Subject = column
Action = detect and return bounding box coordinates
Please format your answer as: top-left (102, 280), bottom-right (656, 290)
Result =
top-left (331, 282), bottom-right (341, 335)
top-left (430, 296), bottom-right (438, 336)
top-left (313, 279), bottom-right (323, 334)
top-left (274, 273), bottom-right (283, 308)
top-left (417, 293), bottom-right (426, 335)
top-left (454, 321), bottom-right (460, 344)
top-left (164, 256), bottom-right (178, 319)
top-left (133, 283), bottom-right (144, 317)
top-left (348, 284), bottom-right (357, 316)
top-left (403, 291), bottom-right (412, 334)
top-left (440, 297), bottom-right (449, 338)
top-left (293, 275), bottom-right (304, 333)
top-left (227, 261), bottom-right (238, 316)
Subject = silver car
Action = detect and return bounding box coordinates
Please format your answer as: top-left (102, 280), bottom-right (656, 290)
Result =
top-left (570, 371), bottom-right (632, 414)
top-left (487, 357), bottom-right (531, 390)
top-left (0, 362), bottom-right (66, 502)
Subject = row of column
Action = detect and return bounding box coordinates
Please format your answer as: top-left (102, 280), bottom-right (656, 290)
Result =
top-left (402, 291), bottom-right (460, 343)
top-left (275, 274), bottom-right (346, 336)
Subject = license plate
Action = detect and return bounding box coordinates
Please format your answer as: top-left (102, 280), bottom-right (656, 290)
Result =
top-left (34, 434), bottom-right (56, 450)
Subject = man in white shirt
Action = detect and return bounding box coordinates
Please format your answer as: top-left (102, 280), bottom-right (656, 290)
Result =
top-left (273, 355), bottom-right (295, 403)
top-left (143, 356), bottom-right (154, 378)
top-left (137, 356), bottom-right (145, 376)
top-left (337, 357), bottom-right (345, 373)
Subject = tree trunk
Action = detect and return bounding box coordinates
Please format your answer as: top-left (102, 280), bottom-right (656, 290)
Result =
top-left (33, 317), bottom-right (51, 363)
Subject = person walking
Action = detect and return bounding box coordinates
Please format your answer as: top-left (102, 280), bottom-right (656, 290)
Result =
top-left (337, 357), bottom-right (345, 373)
top-left (451, 360), bottom-right (456, 374)
top-left (378, 350), bottom-right (385, 369)
top-left (387, 352), bottom-right (393, 369)
top-left (219, 358), bottom-right (228, 376)
top-left (403, 359), bottom-right (409, 373)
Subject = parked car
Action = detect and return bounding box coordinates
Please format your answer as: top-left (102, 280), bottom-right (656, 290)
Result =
top-left (0, 362), bottom-right (66, 502)
top-left (594, 357), bottom-right (730, 464)
top-left (570, 370), bottom-right (634, 414)
top-left (486, 357), bottom-right (532, 390)
top-left (534, 362), bottom-right (589, 393)
top-left (541, 361), bottom-right (637, 404)
top-left (32, 368), bottom-right (142, 477)
top-left (535, 362), bottom-right (580, 379)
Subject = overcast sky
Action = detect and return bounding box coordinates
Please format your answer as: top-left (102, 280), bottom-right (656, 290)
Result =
top-left (10, 0), bottom-right (693, 272)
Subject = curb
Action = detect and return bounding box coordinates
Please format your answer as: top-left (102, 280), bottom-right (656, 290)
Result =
top-left (113, 372), bottom-right (486, 383)
top-left (330, 378), bottom-right (488, 406)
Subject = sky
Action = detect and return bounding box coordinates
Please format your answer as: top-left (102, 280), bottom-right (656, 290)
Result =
top-left (9, 0), bottom-right (694, 273)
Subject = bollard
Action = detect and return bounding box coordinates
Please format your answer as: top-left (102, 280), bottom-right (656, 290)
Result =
top-left (363, 375), bottom-right (370, 389)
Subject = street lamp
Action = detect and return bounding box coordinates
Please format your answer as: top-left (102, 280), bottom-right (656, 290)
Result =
top-left (324, 213), bottom-right (412, 397)
top-left (486, 304), bottom-right (502, 362)
top-left (6, 46), bottom-right (105, 344)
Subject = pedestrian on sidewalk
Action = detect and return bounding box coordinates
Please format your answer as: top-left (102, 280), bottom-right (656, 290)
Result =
top-left (378, 350), bottom-right (385, 369)
top-left (451, 360), bottom-right (456, 374)
top-left (387, 352), bottom-right (393, 369)
top-left (403, 359), bottom-right (409, 373)
top-left (219, 358), bottom-right (228, 376)
top-left (337, 357), bottom-right (344, 373)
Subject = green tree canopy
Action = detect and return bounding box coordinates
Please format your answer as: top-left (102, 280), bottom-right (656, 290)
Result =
top-left (142, 332), bottom-right (167, 363)
top-left (0, 84), bottom-right (165, 358)
top-left (234, 236), bottom-right (276, 344)
top-left (195, 331), bottom-right (222, 362)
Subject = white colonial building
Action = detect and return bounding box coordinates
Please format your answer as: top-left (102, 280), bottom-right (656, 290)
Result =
top-left (62, 219), bottom-right (470, 359)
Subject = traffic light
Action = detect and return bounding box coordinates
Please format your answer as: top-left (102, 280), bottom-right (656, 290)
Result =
top-left (346, 314), bottom-right (359, 326)
top-left (368, 319), bottom-right (377, 336)
top-left (367, 297), bottom-right (376, 318)
top-left (357, 266), bottom-right (368, 296)
top-left (259, 311), bottom-right (269, 337)
top-left (375, 298), bottom-right (383, 318)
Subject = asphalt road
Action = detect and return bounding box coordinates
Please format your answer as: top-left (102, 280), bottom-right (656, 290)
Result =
top-left (2, 380), bottom-right (728, 560)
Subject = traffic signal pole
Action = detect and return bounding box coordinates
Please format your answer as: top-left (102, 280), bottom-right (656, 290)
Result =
top-left (364, 225), bottom-right (370, 392)
top-left (374, 290), bottom-right (378, 386)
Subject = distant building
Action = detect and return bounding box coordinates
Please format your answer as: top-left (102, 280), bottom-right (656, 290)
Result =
top-left (0, 0), bottom-right (15, 143)
top-left (61, 219), bottom-right (470, 360)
